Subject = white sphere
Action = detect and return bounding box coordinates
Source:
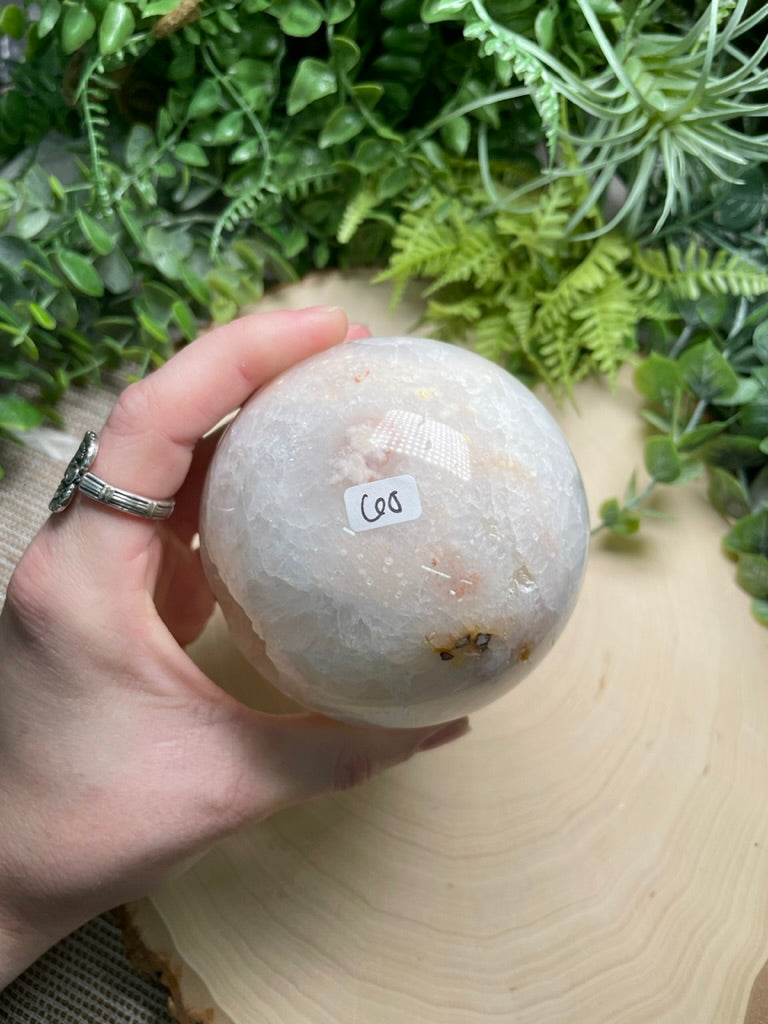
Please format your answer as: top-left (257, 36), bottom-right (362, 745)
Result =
top-left (200, 337), bottom-right (589, 727)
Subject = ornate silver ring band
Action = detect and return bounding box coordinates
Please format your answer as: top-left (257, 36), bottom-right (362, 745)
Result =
top-left (77, 472), bottom-right (175, 519)
top-left (49, 430), bottom-right (176, 520)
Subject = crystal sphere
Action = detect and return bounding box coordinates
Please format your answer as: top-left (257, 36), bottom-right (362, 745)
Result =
top-left (200, 337), bottom-right (589, 728)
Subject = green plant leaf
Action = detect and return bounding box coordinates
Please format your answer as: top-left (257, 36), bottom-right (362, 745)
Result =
top-left (16, 209), bottom-right (50, 239)
top-left (421, 0), bottom-right (470, 22)
top-left (724, 510), bottom-right (768, 557)
top-left (230, 137), bottom-right (262, 164)
top-left (76, 209), bottom-right (115, 255)
top-left (331, 35), bottom-right (361, 74)
top-left (752, 599), bottom-right (768, 626)
top-left (97, 247), bottom-right (134, 293)
top-left (707, 467), bottom-right (751, 520)
top-left (287, 58), bottom-right (337, 114)
top-left (270, 0), bottom-right (324, 36)
top-left (99, 1), bottom-right (135, 55)
top-left (679, 339), bottom-right (739, 403)
top-left (327, 0), bottom-right (354, 23)
top-left (210, 110), bottom-right (245, 145)
top-left (61, 3), bottom-right (96, 53)
top-left (27, 302), bottom-right (56, 330)
top-left (0, 4), bottom-right (25, 38)
top-left (753, 321), bottom-right (768, 364)
top-left (0, 395), bottom-right (45, 432)
top-left (124, 124), bottom-right (155, 169)
top-left (174, 141), bottom-right (209, 167)
top-left (319, 105), bottom-right (366, 147)
top-left (715, 377), bottom-right (761, 407)
top-left (701, 434), bottom-right (765, 470)
top-left (644, 434), bottom-right (682, 483)
top-left (440, 115), bottom-right (471, 156)
top-left (37, 0), bottom-right (62, 38)
top-left (715, 166), bottom-right (765, 232)
top-left (188, 79), bottom-right (222, 119)
top-left (171, 298), bottom-right (197, 341)
top-left (598, 497), bottom-right (640, 535)
top-left (56, 250), bottom-right (104, 297)
top-left (677, 417), bottom-right (737, 452)
top-left (736, 553), bottom-right (768, 599)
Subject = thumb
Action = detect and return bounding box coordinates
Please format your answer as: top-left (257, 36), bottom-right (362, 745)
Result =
top-left (245, 712), bottom-right (471, 816)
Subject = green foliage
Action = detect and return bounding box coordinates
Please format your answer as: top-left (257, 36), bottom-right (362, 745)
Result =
top-left (376, 171), bottom-right (763, 397)
top-left (595, 293), bottom-right (768, 625)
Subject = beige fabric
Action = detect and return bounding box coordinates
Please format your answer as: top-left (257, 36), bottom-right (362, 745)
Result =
top-left (0, 378), bottom-right (173, 1021)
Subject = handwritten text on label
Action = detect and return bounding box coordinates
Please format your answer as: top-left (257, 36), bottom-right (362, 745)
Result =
top-left (344, 474), bottom-right (422, 533)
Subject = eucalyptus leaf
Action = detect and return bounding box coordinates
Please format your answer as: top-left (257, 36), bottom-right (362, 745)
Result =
top-left (724, 509), bottom-right (768, 557)
top-left (735, 553), bottom-right (768, 599)
top-left (644, 434), bottom-right (681, 483)
top-left (679, 340), bottom-right (739, 402)
top-left (707, 466), bottom-right (751, 520)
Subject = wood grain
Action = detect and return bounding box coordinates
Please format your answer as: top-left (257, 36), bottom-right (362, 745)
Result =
top-left (126, 274), bottom-right (768, 1023)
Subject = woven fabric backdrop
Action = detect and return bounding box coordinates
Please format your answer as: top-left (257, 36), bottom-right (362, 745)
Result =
top-left (0, 379), bottom-right (174, 1023)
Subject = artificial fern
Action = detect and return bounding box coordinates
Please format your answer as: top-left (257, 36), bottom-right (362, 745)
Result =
top-left (337, 188), bottom-right (380, 246)
top-left (379, 175), bottom-right (647, 394)
top-left (634, 243), bottom-right (768, 301)
top-left (77, 62), bottom-right (116, 217)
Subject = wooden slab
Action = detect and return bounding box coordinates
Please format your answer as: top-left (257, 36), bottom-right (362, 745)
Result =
top-left (125, 274), bottom-right (768, 1024)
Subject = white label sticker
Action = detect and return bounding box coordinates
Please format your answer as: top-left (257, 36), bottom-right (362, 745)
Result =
top-left (344, 474), bottom-right (422, 533)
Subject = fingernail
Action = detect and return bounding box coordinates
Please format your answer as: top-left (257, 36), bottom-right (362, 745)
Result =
top-left (301, 305), bottom-right (343, 314)
top-left (346, 322), bottom-right (370, 340)
top-left (417, 717), bottom-right (470, 752)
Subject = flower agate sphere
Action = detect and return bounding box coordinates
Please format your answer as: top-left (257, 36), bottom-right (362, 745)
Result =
top-left (200, 337), bottom-right (589, 728)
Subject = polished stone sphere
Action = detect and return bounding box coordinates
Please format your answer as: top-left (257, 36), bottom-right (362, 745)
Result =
top-left (200, 337), bottom-right (589, 728)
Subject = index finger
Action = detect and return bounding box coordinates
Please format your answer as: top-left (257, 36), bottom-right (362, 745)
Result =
top-left (93, 306), bottom-right (348, 501)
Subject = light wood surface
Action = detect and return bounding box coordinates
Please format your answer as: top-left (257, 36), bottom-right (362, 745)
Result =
top-left (126, 275), bottom-right (768, 1024)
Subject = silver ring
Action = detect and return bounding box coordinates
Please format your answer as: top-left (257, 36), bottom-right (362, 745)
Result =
top-left (49, 431), bottom-right (175, 520)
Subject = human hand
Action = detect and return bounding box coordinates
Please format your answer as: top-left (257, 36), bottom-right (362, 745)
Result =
top-left (0, 307), bottom-right (469, 987)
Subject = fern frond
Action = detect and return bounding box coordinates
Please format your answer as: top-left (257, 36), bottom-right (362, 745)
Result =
top-left (571, 277), bottom-right (639, 380)
top-left (337, 188), bottom-right (380, 245)
top-left (210, 189), bottom-right (268, 260)
top-left (76, 62), bottom-right (116, 216)
top-left (284, 168), bottom-right (340, 204)
top-left (424, 216), bottom-right (503, 293)
top-left (496, 179), bottom-right (574, 259)
top-left (463, 2), bottom-right (560, 158)
top-left (376, 207), bottom-right (459, 304)
top-left (472, 310), bottom-right (515, 363)
top-left (537, 321), bottom-right (580, 388)
top-left (535, 233), bottom-right (631, 332)
top-left (426, 295), bottom-right (485, 324)
top-left (634, 243), bottom-right (768, 300)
